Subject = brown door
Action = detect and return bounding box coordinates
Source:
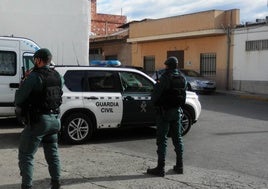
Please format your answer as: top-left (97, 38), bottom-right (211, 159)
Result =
top-left (167, 50), bottom-right (184, 69)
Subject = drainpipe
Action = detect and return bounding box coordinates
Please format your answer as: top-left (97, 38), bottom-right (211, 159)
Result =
top-left (226, 26), bottom-right (231, 90)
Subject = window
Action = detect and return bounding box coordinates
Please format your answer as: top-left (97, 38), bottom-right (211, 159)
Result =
top-left (89, 48), bottom-right (102, 54)
top-left (143, 56), bottom-right (155, 75)
top-left (200, 53), bottom-right (216, 76)
top-left (64, 70), bottom-right (86, 92)
top-left (87, 71), bottom-right (119, 92)
top-left (246, 39), bottom-right (268, 51)
top-left (0, 51), bottom-right (16, 76)
top-left (89, 48), bottom-right (103, 61)
top-left (119, 72), bottom-right (153, 92)
top-left (23, 53), bottom-right (35, 76)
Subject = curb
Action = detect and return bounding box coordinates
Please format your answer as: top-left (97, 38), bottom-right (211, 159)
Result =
top-left (216, 90), bottom-right (268, 102)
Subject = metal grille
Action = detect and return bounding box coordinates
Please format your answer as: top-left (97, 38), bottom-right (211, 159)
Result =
top-left (143, 56), bottom-right (155, 75)
top-left (246, 39), bottom-right (268, 51)
top-left (200, 53), bottom-right (216, 76)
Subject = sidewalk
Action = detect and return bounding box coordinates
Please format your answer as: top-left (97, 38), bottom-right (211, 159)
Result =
top-left (0, 144), bottom-right (267, 189)
top-left (216, 90), bottom-right (268, 102)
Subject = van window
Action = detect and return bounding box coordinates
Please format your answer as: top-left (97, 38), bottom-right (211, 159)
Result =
top-left (0, 51), bottom-right (16, 76)
top-left (23, 53), bottom-right (35, 73)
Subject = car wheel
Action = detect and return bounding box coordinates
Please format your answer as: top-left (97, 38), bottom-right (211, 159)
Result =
top-left (62, 113), bottom-right (93, 144)
top-left (181, 109), bottom-right (192, 136)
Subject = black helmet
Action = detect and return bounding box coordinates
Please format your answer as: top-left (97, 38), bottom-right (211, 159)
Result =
top-left (164, 56), bottom-right (178, 69)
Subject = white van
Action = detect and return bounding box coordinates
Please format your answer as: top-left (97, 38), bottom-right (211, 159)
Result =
top-left (0, 36), bottom-right (40, 117)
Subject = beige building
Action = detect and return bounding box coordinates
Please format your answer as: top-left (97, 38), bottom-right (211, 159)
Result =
top-left (90, 9), bottom-right (240, 90)
top-left (89, 28), bottom-right (131, 65)
top-left (127, 9), bottom-right (240, 90)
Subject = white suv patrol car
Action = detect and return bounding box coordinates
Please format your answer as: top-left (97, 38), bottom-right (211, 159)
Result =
top-left (55, 66), bottom-right (201, 144)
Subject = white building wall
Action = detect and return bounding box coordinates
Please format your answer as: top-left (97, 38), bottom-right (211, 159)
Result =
top-left (233, 25), bottom-right (268, 94)
top-left (0, 0), bottom-right (90, 65)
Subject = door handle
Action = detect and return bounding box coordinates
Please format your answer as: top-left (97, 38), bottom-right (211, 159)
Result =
top-left (124, 96), bottom-right (134, 101)
top-left (9, 83), bottom-right (20, 88)
top-left (84, 96), bottom-right (99, 100)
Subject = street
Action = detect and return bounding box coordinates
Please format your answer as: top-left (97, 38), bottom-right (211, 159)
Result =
top-left (92, 92), bottom-right (268, 180)
top-left (0, 92), bottom-right (268, 188)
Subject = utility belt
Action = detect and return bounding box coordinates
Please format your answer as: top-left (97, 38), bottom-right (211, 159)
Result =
top-left (28, 108), bottom-right (59, 123)
top-left (28, 108), bottom-right (59, 124)
top-left (32, 108), bottom-right (60, 115)
top-left (18, 105), bottom-right (59, 126)
top-left (40, 109), bottom-right (60, 115)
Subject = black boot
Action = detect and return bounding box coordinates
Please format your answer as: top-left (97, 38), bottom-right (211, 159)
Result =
top-left (147, 159), bottom-right (165, 177)
top-left (51, 179), bottom-right (61, 189)
top-left (173, 158), bottom-right (183, 174)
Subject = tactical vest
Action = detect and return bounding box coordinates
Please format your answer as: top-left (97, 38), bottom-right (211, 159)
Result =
top-left (160, 72), bottom-right (186, 109)
top-left (29, 67), bottom-right (63, 114)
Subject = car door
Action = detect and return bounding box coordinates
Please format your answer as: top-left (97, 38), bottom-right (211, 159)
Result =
top-left (119, 71), bottom-right (155, 126)
top-left (83, 70), bottom-right (123, 129)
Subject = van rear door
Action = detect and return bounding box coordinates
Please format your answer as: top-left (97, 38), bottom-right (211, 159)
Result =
top-left (0, 40), bottom-right (20, 116)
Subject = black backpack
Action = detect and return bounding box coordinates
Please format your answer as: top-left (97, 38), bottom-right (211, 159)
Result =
top-left (161, 72), bottom-right (186, 108)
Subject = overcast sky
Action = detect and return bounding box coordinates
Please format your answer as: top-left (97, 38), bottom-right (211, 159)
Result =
top-left (97, 0), bottom-right (268, 24)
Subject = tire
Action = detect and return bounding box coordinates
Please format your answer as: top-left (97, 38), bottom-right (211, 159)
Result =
top-left (62, 113), bottom-right (93, 144)
top-left (181, 109), bottom-right (192, 136)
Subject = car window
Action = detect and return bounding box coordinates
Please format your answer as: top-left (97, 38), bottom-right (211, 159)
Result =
top-left (64, 70), bottom-right (86, 92)
top-left (119, 72), bottom-right (154, 92)
top-left (86, 71), bottom-right (120, 92)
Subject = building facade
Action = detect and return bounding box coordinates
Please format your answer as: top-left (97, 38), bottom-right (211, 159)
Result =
top-left (91, 0), bottom-right (126, 36)
top-left (90, 0), bottom-right (129, 64)
top-left (89, 28), bottom-right (131, 65)
top-left (233, 23), bottom-right (268, 94)
top-left (127, 9), bottom-right (240, 89)
top-left (89, 3), bottom-right (268, 94)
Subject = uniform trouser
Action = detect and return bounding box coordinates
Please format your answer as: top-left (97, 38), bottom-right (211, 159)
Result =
top-left (18, 114), bottom-right (61, 188)
top-left (156, 108), bottom-right (184, 162)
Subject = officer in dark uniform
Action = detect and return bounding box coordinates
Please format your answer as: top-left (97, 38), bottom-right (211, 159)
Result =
top-left (147, 56), bottom-right (187, 177)
top-left (15, 48), bottom-right (63, 189)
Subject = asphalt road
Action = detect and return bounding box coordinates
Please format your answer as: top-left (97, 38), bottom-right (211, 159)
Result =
top-left (90, 92), bottom-right (268, 180)
top-left (0, 92), bottom-right (267, 185)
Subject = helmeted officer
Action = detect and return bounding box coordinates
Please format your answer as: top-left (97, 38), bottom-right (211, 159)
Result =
top-left (147, 56), bottom-right (187, 177)
top-left (15, 48), bottom-right (63, 189)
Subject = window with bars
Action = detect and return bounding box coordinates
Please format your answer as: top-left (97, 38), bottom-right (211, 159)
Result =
top-left (143, 56), bottom-right (155, 75)
top-left (200, 53), bottom-right (216, 76)
top-left (246, 39), bottom-right (268, 51)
